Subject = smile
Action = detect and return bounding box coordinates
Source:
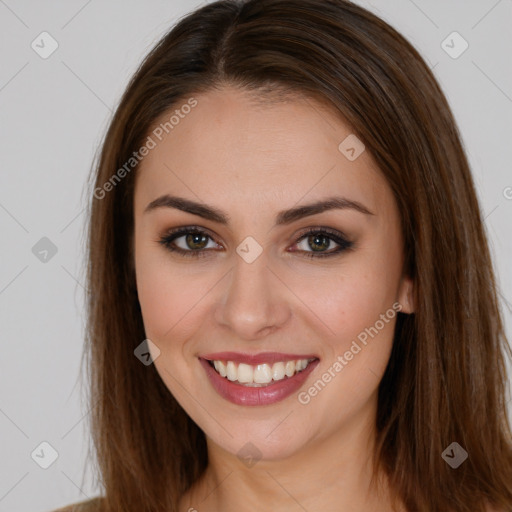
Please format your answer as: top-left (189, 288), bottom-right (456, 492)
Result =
top-left (199, 352), bottom-right (320, 406)
top-left (209, 358), bottom-right (315, 386)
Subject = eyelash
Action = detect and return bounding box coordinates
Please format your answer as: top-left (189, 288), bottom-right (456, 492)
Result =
top-left (157, 225), bottom-right (354, 259)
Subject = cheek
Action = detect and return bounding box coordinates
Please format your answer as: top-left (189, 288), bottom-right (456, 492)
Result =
top-left (136, 267), bottom-right (214, 347)
top-left (294, 256), bottom-right (401, 417)
top-left (292, 256), bottom-right (400, 350)
top-left (288, 251), bottom-right (401, 405)
top-left (134, 236), bottom-right (211, 346)
top-left (134, 250), bottom-right (212, 405)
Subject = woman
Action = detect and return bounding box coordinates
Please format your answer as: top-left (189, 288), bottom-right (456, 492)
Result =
top-left (53, 0), bottom-right (512, 510)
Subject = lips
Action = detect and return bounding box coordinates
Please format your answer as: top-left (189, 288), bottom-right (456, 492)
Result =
top-left (200, 352), bottom-right (320, 406)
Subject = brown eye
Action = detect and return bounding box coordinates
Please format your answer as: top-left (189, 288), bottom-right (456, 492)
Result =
top-left (291, 228), bottom-right (354, 259)
top-left (182, 232), bottom-right (210, 250)
top-left (303, 233), bottom-right (333, 252)
top-left (158, 227), bottom-right (220, 258)
top-left (158, 226), bottom-right (353, 260)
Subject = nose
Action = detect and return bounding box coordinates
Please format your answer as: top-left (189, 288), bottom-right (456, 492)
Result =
top-left (214, 248), bottom-right (291, 341)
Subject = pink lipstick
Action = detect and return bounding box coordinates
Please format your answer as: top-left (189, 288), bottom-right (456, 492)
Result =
top-left (199, 352), bottom-right (319, 406)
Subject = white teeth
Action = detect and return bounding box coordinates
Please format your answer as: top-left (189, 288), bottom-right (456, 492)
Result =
top-left (272, 362), bottom-right (285, 381)
top-left (285, 361), bottom-right (295, 377)
top-left (254, 364), bottom-right (272, 384)
top-left (213, 360), bottom-right (227, 377)
top-left (210, 358), bottom-right (314, 385)
top-left (226, 361), bottom-right (237, 381)
top-left (237, 363), bottom-right (253, 383)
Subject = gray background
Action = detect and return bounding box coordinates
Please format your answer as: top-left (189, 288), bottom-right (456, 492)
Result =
top-left (0, 1), bottom-right (511, 511)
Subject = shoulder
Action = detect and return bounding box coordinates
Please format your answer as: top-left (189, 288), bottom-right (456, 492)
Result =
top-left (49, 496), bottom-right (105, 512)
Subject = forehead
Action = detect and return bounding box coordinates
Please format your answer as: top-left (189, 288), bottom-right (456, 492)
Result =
top-left (134, 86), bottom-right (393, 220)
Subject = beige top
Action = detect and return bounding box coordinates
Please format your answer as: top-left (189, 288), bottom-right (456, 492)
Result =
top-left (50, 497), bottom-right (104, 512)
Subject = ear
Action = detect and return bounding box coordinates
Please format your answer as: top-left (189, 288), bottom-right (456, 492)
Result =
top-left (397, 275), bottom-right (415, 314)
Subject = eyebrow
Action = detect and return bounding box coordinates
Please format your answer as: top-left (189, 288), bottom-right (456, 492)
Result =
top-left (144, 194), bottom-right (374, 225)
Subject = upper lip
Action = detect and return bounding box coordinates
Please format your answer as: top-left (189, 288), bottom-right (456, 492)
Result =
top-left (200, 351), bottom-right (319, 365)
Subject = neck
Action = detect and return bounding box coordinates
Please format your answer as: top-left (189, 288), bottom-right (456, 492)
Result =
top-left (180, 395), bottom-right (402, 512)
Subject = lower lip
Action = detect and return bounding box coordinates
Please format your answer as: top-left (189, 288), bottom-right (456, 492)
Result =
top-left (199, 358), bottom-right (319, 406)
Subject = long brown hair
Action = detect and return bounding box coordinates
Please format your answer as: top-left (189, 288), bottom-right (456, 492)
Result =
top-left (84, 1), bottom-right (512, 510)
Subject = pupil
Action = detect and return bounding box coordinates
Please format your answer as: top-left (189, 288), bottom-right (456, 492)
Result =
top-left (187, 233), bottom-right (207, 250)
top-left (310, 234), bottom-right (329, 252)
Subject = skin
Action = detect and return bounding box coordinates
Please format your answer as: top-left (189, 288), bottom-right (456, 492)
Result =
top-left (133, 85), bottom-right (415, 512)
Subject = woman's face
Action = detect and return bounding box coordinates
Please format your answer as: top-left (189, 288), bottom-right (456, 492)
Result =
top-left (133, 86), bottom-right (413, 461)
